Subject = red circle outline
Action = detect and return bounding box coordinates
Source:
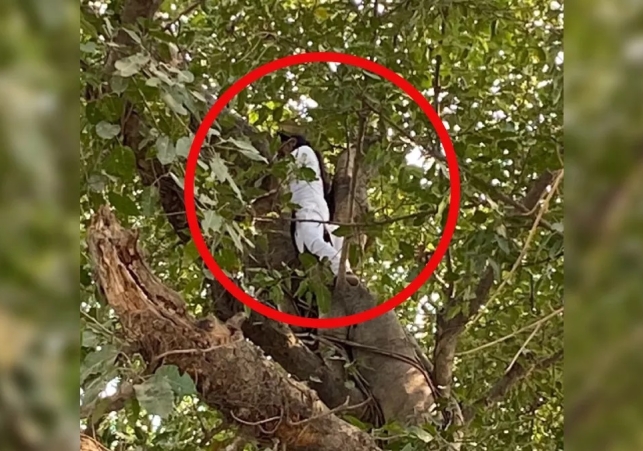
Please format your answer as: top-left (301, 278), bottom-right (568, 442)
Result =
top-left (185, 52), bottom-right (460, 329)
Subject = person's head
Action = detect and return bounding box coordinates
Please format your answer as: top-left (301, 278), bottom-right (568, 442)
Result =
top-left (277, 131), bottom-right (309, 157)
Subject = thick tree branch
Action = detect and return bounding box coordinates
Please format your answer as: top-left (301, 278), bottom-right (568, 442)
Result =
top-left (81, 434), bottom-right (109, 451)
top-left (522, 170), bottom-right (555, 212)
top-left (432, 266), bottom-right (495, 399)
top-left (327, 113), bottom-right (438, 426)
top-left (103, 0), bottom-right (365, 416)
top-left (86, 206), bottom-right (381, 451)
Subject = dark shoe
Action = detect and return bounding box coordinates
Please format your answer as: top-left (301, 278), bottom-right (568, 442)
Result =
top-left (333, 272), bottom-right (360, 287)
top-left (345, 272), bottom-right (360, 286)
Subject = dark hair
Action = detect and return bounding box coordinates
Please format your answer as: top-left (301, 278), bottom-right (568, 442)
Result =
top-left (279, 132), bottom-right (335, 218)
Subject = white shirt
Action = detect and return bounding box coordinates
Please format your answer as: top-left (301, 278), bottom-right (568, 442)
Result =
top-left (287, 145), bottom-right (349, 274)
top-left (288, 145), bottom-right (330, 221)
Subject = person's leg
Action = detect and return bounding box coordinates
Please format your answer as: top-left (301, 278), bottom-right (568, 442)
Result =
top-left (295, 219), bottom-right (343, 274)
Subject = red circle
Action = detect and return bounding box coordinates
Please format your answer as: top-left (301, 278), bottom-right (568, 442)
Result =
top-left (185, 52), bottom-right (460, 329)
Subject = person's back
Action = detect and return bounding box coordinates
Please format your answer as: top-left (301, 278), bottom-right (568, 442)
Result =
top-left (278, 130), bottom-right (358, 285)
top-left (289, 145), bottom-right (329, 220)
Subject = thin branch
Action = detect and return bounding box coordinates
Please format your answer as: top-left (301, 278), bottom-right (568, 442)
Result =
top-left (361, 98), bottom-right (561, 234)
top-left (504, 321), bottom-right (543, 374)
top-left (464, 350), bottom-right (563, 423)
top-left (467, 169), bottom-right (564, 328)
top-left (163, 0), bottom-right (204, 31)
top-left (457, 306), bottom-right (564, 357)
top-left (288, 396), bottom-right (372, 426)
top-left (253, 209), bottom-right (433, 228)
top-left (337, 107), bottom-right (368, 284)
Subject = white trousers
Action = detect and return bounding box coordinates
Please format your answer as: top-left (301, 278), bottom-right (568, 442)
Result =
top-left (293, 208), bottom-right (350, 275)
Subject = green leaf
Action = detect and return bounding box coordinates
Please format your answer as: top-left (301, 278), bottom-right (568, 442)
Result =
top-left (108, 192), bottom-right (140, 216)
top-left (314, 7), bottom-right (329, 21)
top-left (471, 210), bottom-right (488, 224)
top-left (229, 138), bottom-right (268, 163)
top-left (298, 252), bottom-right (319, 270)
top-left (183, 240), bottom-right (200, 264)
top-left (141, 186), bottom-right (158, 216)
top-left (270, 285), bottom-right (284, 306)
top-left (95, 121), bottom-right (121, 140)
top-left (80, 345), bottom-right (118, 384)
top-left (202, 210), bottom-right (223, 234)
top-left (134, 377), bottom-right (174, 419)
top-left (81, 329), bottom-right (102, 349)
top-left (87, 173), bottom-right (107, 192)
top-left (331, 226), bottom-right (352, 237)
top-left (310, 277), bottom-right (332, 314)
top-left (161, 90), bottom-right (188, 115)
top-left (225, 224), bottom-right (245, 252)
top-left (409, 426), bottom-right (433, 443)
top-left (343, 415), bottom-right (369, 430)
top-left (122, 28), bottom-right (142, 45)
top-left (210, 155), bottom-right (230, 182)
top-left (127, 398), bottom-right (141, 426)
top-left (103, 146), bottom-right (135, 179)
top-left (110, 75), bottom-right (129, 94)
top-left (80, 42), bottom-right (97, 53)
top-left (150, 66), bottom-right (175, 85)
top-left (114, 53), bottom-right (150, 77)
top-left (363, 71), bottom-right (382, 81)
top-left (495, 236), bottom-right (510, 255)
top-left (210, 156), bottom-right (244, 201)
top-left (145, 77), bottom-right (161, 87)
top-left (82, 367), bottom-right (119, 407)
top-left (177, 70), bottom-right (195, 84)
top-left (154, 365), bottom-right (197, 398)
top-left (156, 135), bottom-right (176, 165)
top-left (176, 136), bottom-right (193, 158)
top-left (273, 105), bottom-right (284, 122)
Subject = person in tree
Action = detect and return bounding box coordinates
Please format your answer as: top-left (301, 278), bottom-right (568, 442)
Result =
top-left (277, 121), bottom-right (360, 287)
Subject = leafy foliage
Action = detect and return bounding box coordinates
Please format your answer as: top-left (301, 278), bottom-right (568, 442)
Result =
top-left (80, 0), bottom-right (563, 449)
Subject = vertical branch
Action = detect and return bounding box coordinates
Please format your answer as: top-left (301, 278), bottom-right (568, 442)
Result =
top-left (337, 108), bottom-right (368, 284)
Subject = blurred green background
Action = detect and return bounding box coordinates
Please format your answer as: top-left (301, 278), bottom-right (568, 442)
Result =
top-left (565, 0), bottom-right (643, 449)
top-left (0, 0), bottom-right (78, 450)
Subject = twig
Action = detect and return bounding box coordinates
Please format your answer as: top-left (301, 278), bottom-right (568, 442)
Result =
top-left (467, 169), bottom-right (563, 329)
top-left (505, 321), bottom-right (542, 374)
top-left (163, 0), bottom-right (204, 31)
top-left (151, 343), bottom-right (228, 365)
top-left (464, 350), bottom-right (563, 423)
top-left (337, 107), bottom-right (368, 283)
top-left (361, 97), bottom-right (561, 233)
top-left (288, 396), bottom-right (372, 426)
top-left (253, 209), bottom-right (433, 228)
top-left (231, 411), bottom-right (283, 427)
top-left (457, 306), bottom-right (563, 357)
top-left (319, 335), bottom-right (435, 392)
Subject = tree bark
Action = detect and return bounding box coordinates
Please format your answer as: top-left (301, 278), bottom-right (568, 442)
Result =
top-left (86, 206), bottom-right (381, 451)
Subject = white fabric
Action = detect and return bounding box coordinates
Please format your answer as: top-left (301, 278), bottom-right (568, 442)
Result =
top-left (288, 145), bottom-right (350, 275)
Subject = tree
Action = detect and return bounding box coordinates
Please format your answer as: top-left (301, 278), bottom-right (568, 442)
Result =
top-left (80, 0), bottom-right (563, 450)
